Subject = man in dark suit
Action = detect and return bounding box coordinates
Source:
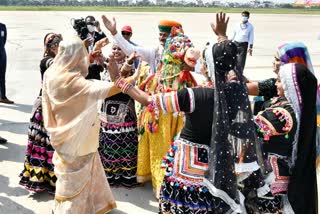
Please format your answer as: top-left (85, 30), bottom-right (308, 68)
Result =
top-left (0, 22), bottom-right (13, 104)
top-left (84, 16), bottom-right (107, 79)
top-left (85, 16), bottom-right (106, 47)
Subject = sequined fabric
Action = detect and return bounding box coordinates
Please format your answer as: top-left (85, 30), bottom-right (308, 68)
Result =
top-left (240, 97), bottom-right (297, 213)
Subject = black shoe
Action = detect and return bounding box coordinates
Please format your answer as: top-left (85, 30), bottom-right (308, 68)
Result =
top-left (0, 98), bottom-right (14, 104)
top-left (0, 136), bottom-right (7, 144)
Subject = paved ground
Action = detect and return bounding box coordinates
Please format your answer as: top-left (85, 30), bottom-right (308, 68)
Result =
top-left (0, 11), bottom-right (320, 214)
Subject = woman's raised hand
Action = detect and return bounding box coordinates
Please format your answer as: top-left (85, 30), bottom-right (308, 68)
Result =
top-left (101, 15), bottom-right (117, 36)
top-left (127, 52), bottom-right (142, 82)
top-left (210, 12), bottom-right (229, 38)
top-left (106, 54), bottom-right (120, 81)
top-left (83, 37), bottom-right (94, 48)
top-left (133, 58), bottom-right (142, 82)
top-left (93, 37), bottom-right (109, 52)
top-left (127, 51), bottom-right (140, 64)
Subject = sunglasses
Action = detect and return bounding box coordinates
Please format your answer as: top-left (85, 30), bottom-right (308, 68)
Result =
top-left (121, 31), bottom-right (132, 36)
top-left (112, 47), bottom-right (122, 51)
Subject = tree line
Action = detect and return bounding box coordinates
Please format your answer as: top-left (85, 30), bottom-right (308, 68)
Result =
top-left (0, 0), bottom-right (319, 9)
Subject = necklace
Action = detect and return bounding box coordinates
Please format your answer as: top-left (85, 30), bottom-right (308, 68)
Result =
top-left (116, 59), bottom-right (125, 66)
top-left (240, 23), bottom-right (247, 30)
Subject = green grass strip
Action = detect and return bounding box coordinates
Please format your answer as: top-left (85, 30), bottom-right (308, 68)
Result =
top-left (0, 6), bottom-right (320, 14)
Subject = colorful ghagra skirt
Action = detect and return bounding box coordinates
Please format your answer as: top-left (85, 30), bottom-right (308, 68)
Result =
top-left (98, 119), bottom-right (139, 188)
top-left (19, 97), bottom-right (56, 194)
top-left (159, 138), bottom-right (230, 214)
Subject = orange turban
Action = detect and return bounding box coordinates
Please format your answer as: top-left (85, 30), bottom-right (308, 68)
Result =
top-left (158, 20), bottom-right (182, 33)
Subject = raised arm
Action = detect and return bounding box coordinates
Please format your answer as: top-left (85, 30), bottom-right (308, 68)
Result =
top-left (123, 83), bottom-right (192, 113)
top-left (104, 53), bottom-right (150, 104)
top-left (210, 12), bottom-right (229, 41)
top-left (114, 78), bottom-right (193, 114)
top-left (246, 82), bottom-right (259, 96)
top-left (101, 15), bottom-right (154, 65)
top-left (107, 55), bottom-right (194, 113)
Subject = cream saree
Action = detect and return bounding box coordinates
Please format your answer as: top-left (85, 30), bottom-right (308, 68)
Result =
top-left (42, 37), bottom-right (117, 213)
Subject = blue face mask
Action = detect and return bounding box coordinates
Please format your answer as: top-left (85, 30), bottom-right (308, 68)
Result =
top-left (242, 16), bottom-right (248, 22)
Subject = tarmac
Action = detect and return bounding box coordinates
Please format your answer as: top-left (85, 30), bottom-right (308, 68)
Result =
top-left (0, 11), bottom-right (320, 214)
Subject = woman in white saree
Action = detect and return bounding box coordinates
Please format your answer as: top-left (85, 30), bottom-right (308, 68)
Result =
top-left (42, 36), bottom-right (130, 213)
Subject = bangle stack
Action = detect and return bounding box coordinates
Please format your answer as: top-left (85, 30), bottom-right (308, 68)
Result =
top-left (115, 77), bottom-right (134, 94)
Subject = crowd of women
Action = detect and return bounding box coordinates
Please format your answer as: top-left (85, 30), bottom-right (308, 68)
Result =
top-left (16, 11), bottom-right (318, 214)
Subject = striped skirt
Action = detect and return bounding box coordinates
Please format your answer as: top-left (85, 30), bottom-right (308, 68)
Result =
top-left (98, 119), bottom-right (139, 188)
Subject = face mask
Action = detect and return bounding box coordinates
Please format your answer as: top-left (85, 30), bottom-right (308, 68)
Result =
top-left (87, 25), bottom-right (95, 33)
top-left (242, 16), bottom-right (248, 22)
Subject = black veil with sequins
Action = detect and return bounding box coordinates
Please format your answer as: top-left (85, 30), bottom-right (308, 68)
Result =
top-left (203, 41), bottom-right (264, 212)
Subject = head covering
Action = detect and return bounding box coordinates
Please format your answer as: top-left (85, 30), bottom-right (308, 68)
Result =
top-left (277, 42), bottom-right (314, 73)
top-left (163, 33), bottom-right (193, 65)
top-left (277, 42), bottom-right (320, 127)
top-left (44, 33), bottom-right (62, 57)
top-left (159, 32), bottom-right (198, 90)
top-left (42, 36), bottom-right (112, 162)
top-left (203, 41), bottom-right (262, 212)
top-left (158, 20), bottom-right (182, 33)
top-left (121, 25), bottom-right (132, 33)
top-left (44, 33), bottom-right (62, 47)
top-left (279, 63), bottom-right (317, 214)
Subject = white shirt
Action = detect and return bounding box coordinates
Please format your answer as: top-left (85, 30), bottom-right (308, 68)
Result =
top-left (112, 32), bottom-right (200, 74)
top-left (229, 21), bottom-right (254, 46)
top-left (112, 32), bottom-right (163, 74)
top-left (88, 33), bottom-right (94, 53)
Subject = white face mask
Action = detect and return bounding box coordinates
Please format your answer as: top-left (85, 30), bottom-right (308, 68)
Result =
top-left (87, 25), bottom-right (95, 33)
top-left (242, 16), bottom-right (248, 23)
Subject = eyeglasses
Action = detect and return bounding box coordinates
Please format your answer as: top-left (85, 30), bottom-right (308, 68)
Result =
top-left (112, 47), bottom-right (122, 51)
top-left (121, 31), bottom-right (132, 36)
